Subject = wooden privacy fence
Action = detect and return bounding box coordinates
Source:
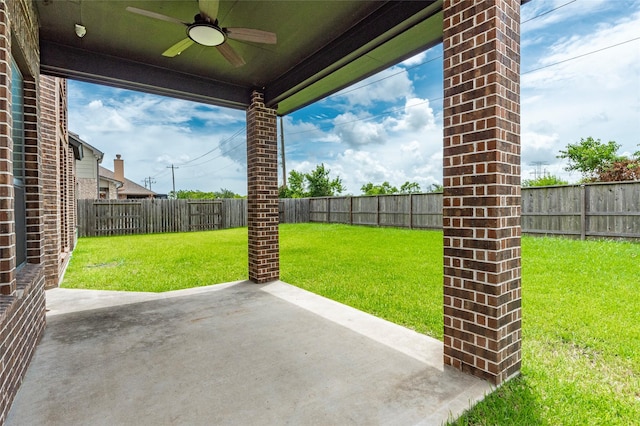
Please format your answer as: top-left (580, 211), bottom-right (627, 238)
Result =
top-left (286, 181), bottom-right (640, 239)
top-left (302, 193), bottom-right (443, 229)
top-left (77, 199), bottom-right (224, 237)
top-left (522, 182), bottom-right (640, 239)
top-left (77, 182), bottom-right (640, 239)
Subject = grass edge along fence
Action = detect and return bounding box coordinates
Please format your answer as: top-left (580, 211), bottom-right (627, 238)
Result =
top-left (77, 181), bottom-right (640, 240)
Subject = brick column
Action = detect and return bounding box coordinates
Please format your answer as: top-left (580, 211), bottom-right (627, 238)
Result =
top-left (0, 3), bottom-right (16, 295)
top-left (40, 75), bottom-right (61, 287)
top-left (246, 90), bottom-right (279, 283)
top-left (24, 76), bottom-right (44, 266)
top-left (442, 0), bottom-right (522, 385)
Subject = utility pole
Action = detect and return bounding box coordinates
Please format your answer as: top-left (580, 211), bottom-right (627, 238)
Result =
top-left (143, 177), bottom-right (156, 191)
top-left (167, 164), bottom-right (179, 197)
top-left (530, 161), bottom-right (549, 179)
top-left (279, 116), bottom-right (287, 187)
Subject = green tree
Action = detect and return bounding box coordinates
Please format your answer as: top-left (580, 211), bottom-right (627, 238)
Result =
top-left (214, 188), bottom-right (243, 198)
top-left (306, 163), bottom-right (345, 197)
top-left (279, 164), bottom-right (345, 198)
top-left (399, 181), bottom-right (421, 193)
top-left (173, 188), bottom-right (242, 199)
top-left (428, 183), bottom-right (443, 193)
top-left (280, 170), bottom-right (308, 198)
top-left (361, 181), bottom-right (398, 195)
top-left (557, 137), bottom-right (621, 180)
top-left (522, 175), bottom-right (568, 187)
top-left (174, 189), bottom-right (216, 199)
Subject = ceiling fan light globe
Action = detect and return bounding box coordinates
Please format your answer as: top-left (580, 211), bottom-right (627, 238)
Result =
top-left (187, 23), bottom-right (225, 46)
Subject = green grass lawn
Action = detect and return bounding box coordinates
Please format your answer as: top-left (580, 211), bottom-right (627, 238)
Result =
top-left (62, 229), bottom-right (248, 292)
top-left (63, 223), bottom-right (640, 424)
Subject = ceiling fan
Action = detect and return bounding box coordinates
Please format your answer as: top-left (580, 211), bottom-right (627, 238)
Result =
top-left (126, 0), bottom-right (277, 67)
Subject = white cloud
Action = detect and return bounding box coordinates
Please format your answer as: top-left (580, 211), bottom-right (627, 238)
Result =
top-left (385, 97), bottom-right (436, 132)
top-left (69, 82), bottom-right (248, 195)
top-left (330, 66), bottom-right (414, 107)
top-left (521, 0), bottom-right (610, 33)
top-left (333, 113), bottom-right (388, 147)
top-left (67, 2), bottom-right (640, 195)
top-left (401, 52), bottom-right (427, 67)
top-left (521, 4), bottom-right (640, 175)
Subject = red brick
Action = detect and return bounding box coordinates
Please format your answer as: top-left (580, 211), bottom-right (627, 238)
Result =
top-left (443, 0), bottom-right (522, 386)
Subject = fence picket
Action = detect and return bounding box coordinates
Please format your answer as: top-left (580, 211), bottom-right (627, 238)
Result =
top-left (77, 182), bottom-right (640, 240)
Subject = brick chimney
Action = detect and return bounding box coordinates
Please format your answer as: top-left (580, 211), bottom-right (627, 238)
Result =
top-left (114, 154), bottom-right (124, 183)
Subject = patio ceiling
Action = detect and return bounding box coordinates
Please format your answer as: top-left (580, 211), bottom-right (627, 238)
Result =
top-left (35, 0), bottom-right (443, 115)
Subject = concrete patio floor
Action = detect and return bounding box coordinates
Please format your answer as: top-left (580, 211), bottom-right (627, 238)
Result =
top-left (7, 280), bottom-right (492, 425)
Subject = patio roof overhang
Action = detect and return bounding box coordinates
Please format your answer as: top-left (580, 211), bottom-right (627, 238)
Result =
top-left (35, 0), bottom-right (443, 115)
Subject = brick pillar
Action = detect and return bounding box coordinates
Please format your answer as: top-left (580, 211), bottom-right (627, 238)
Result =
top-left (40, 75), bottom-right (60, 288)
top-left (246, 90), bottom-right (279, 283)
top-left (24, 76), bottom-right (44, 266)
top-left (0, 3), bottom-right (16, 295)
top-left (442, 0), bottom-right (522, 385)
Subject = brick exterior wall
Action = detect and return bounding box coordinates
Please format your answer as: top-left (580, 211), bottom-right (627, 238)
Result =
top-left (1, 0), bottom-right (51, 421)
top-left (246, 90), bottom-right (279, 283)
top-left (41, 75), bottom-right (74, 289)
top-left (24, 76), bottom-right (44, 267)
top-left (77, 177), bottom-right (99, 199)
top-left (0, 264), bottom-right (46, 424)
top-left (442, 0), bottom-right (522, 385)
top-left (0, 1), bottom-right (15, 296)
top-left (39, 75), bottom-right (59, 288)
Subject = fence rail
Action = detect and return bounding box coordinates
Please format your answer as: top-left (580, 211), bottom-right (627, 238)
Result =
top-left (77, 182), bottom-right (640, 240)
top-left (281, 181), bottom-right (640, 240)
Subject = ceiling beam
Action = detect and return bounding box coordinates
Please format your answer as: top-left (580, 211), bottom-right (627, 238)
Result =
top-left (264, 0), bottom-right (440, 109)
top-left (40, 41), bottom-right (252, 109)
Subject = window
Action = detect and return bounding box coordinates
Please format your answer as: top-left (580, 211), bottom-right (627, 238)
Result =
top-left (11, 58), bottom-right (26, 267)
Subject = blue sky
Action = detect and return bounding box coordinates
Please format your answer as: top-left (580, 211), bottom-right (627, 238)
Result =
top-left (69, 0), bottom-right (640, 196)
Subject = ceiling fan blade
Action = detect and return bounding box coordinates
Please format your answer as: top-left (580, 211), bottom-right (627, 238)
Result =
top-left (162, 38), bottom-right (195, 57)
top-left (198, 0), bottom-right (220, 22)
top-left (126, 7), bottom-right (188, 26)
top-left (216, 43), bottom-right (246, 67)
top-left (225, 28), bottom-right (277, 44)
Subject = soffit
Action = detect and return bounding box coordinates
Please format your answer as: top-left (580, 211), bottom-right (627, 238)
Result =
top-left (35, 0), bottom-right (443, 115)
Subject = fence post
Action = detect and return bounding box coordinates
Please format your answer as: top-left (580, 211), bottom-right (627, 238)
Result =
top-left (580, 184), bottom-right (587, 240)
top-left (409, 194), bottom-right (413, 229)
top-left (376, 196), bottom-right (380, 226)
top-left (349, 196), bottom-right (353, 225)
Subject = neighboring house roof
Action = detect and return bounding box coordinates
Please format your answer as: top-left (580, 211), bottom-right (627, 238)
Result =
top-left (68, 134), bottom-right (84, 161)
top-left (99, 166), bottom-right (156, 197)
top-left (70, 132), bottom-right (104, 163)
top-left (98, 166), bottom-right (123, 188)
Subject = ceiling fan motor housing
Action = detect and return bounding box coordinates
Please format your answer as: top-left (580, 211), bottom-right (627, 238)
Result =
top-left (187, 23), bottom-right (226, 46)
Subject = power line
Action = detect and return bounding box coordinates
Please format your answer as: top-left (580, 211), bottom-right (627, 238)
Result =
top-left (150, 0), bottom-right (631, 185)
top-left (523, 36), bottom-right (640, 75)
top-left (179, 126), bottom-right (245, 166)
top-left (288, 36), bottom-right (640, 136)
top-left (150, 126), bottom-right (246, 184)
top-left (310, 1), bottom-right (577, 106)
top-left (521, 0), bottom-right (577, 24)
top-left (178, 136), bottom-right (246, 168)
top-left (142, 177), bottom-right (156, 190)
top-left (286, 99), bottom-right (435, 137)
top-left (327, 55), bottom-right (442, 100)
